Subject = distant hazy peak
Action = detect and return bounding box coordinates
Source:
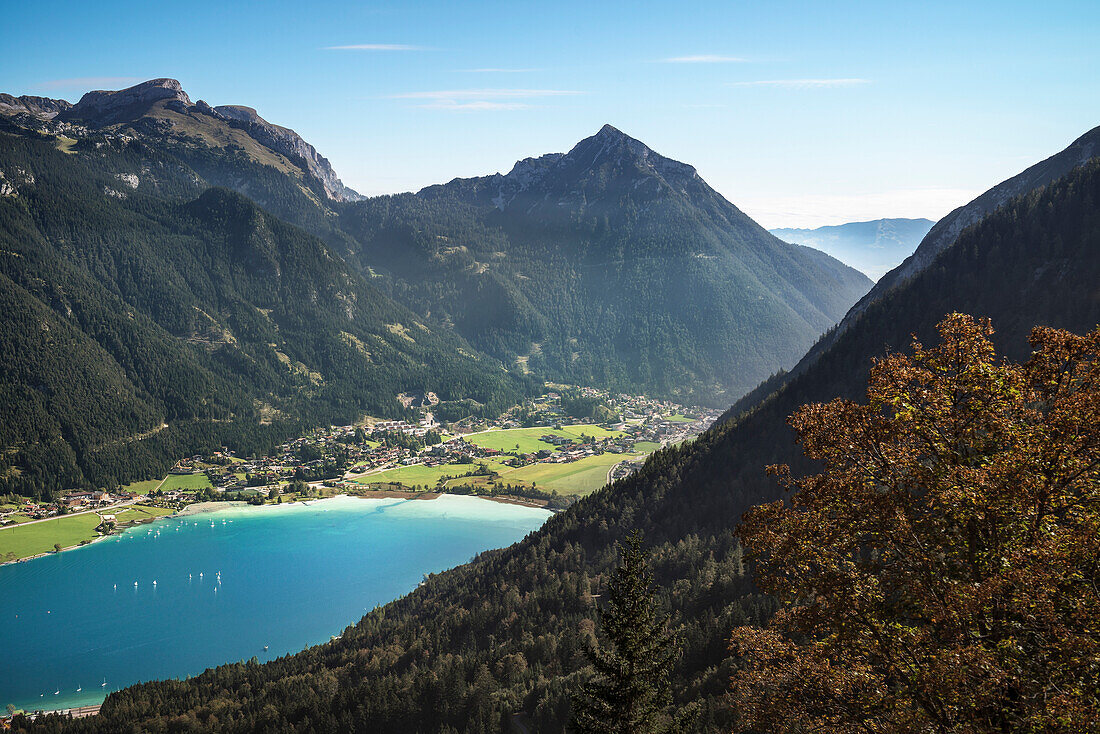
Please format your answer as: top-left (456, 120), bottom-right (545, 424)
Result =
top-left (771, 218), bottom-right (935, 236)
top-left (770, 218), bottom-right (935, 281)
top-left (761, 122), bottom-right (1100, 395)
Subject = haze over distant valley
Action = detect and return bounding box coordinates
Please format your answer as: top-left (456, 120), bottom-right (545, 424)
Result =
top-left (769, 218), bottom-right (934, 280)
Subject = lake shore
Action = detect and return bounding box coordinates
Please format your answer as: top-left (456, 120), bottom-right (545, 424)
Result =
top-left (2, 492), bottom-right (550, 567)
top-left (174, 501), bottom-right (248, 517)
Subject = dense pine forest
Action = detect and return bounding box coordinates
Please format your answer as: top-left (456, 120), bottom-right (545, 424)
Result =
top-left (0, 128), bottom-right (529, 497)
top-left (15, 131), bottom-right (1100, 733)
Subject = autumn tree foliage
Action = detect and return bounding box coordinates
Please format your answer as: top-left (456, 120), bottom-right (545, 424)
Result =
top-left (730, 313), bottom-right (1100, 733)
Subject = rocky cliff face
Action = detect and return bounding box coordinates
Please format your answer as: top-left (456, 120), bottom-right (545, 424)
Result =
top-left (6, 78), bottom-right (363, 203)
top-left (0, 93), bottom-right (72, 119)
top-left (206, 104), bottom-right (362, 202)
top-left (58, 78), bottom-right (192, 125)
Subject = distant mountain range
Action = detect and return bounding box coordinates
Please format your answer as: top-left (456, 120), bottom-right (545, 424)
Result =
top-left (769, 218), bottom-right (934, 280)
top-left (0, 79), bottom-right (871, 492)
top-left (53, 120), bottom-right (1100, 733)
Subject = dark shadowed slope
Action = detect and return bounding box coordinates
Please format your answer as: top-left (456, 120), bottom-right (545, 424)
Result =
top-left (338, 125), bottom-right (871, 405)
top-left (732, 125), bottom-right (1100, 416)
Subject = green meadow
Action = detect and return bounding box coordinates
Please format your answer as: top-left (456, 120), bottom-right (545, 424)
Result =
top-left (464, 424), bottom-right (624, 454)
top-left (159, 473), bottom-right (213, 491)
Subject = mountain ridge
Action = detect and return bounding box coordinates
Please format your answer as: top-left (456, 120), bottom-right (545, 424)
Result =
top-left (342, 123), bottom-right (872, 404)
top-left (12, 78), bottom-right (362, 203)
top-left (732, 123), bottom-right (1100, 415)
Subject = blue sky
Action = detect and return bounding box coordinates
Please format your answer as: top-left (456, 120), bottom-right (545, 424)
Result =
top-left (4, 0), bottom-right (1099, 227)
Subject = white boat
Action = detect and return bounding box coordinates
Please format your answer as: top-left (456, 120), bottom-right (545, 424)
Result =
top-left (76, 686), bottom-right (81, 692)
top-left (100, 678), bottom-right (106, 687)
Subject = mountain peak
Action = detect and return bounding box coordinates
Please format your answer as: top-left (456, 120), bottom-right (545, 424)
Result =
top-left (61, 78), bottom-right (192, 124)
top-left (0, 93), bottom-right (72, 119)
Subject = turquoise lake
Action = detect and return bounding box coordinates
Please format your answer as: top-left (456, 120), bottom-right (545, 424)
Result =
top-left (0, 494), bottom-right (550, 712)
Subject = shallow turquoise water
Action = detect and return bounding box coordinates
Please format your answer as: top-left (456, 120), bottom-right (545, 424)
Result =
top-left (0, 494), bottom-right (549, 712)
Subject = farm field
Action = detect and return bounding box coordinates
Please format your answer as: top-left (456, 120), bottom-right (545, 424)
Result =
top-left (355, 451), bottom-right (640, 497)
top-left (353, 460), bottom-right (514, 489)
top-left (0, 505), bottom-right (177, 562)
top-left (0, 512), bottom-right (104, 562)
top-left (113, 505), bottom-right (175, 524)
top-left (122, 479), bottom-right (163, 494)
top-left (463, 424), bottom-right (624, 454)
top-left (502, 453), bottom-right (626, 495)
top-left (159, 474), bottom-right (213, 491)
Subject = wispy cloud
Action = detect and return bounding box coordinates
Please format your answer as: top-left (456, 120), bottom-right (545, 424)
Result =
top-left (38, 76), bottom-right (144, 90)
top-left (324, 44), bottom-right (423, 51)
top-left (662, 55), bottom-right (745, 63)
top-left (729, 78), bottom-right (870, 89)
top-left (454, 68), bottom-right (540, 73)
top-left (391, 88), bottom-right (582, 111)
top-left (422, 101), bottom-right (534, 111)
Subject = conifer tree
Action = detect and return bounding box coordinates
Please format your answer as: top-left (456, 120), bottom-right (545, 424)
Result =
top-left (571, 531), bottom-right (678, 734)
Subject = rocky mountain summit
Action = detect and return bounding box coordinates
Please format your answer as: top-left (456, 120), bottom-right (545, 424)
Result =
top-left (203, 103), bottom-right (362, 202)
top-left (345, 124), bottom-right (871, 403)
top-left (423, 124), bottom-right (718, 222)
top-left (0, 93), bottom-right (72, 119)
top-left (58, 78), bottom-right (192, 125)
top-left (0, 78), bottom-right (362, 203)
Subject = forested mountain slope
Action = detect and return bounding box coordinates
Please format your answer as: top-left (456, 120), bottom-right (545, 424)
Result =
top-left (34, 140), bottom-right (1100, 733)
top-left (733, 124), bottom-right (1100, 416)
top-left (0, 128), bottom-right (525, 496)
top-left (336, 125), bottom-right (871, 405)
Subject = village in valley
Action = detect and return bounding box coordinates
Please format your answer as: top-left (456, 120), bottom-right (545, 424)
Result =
top-left (0, 387), bottom-right (719, 563)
